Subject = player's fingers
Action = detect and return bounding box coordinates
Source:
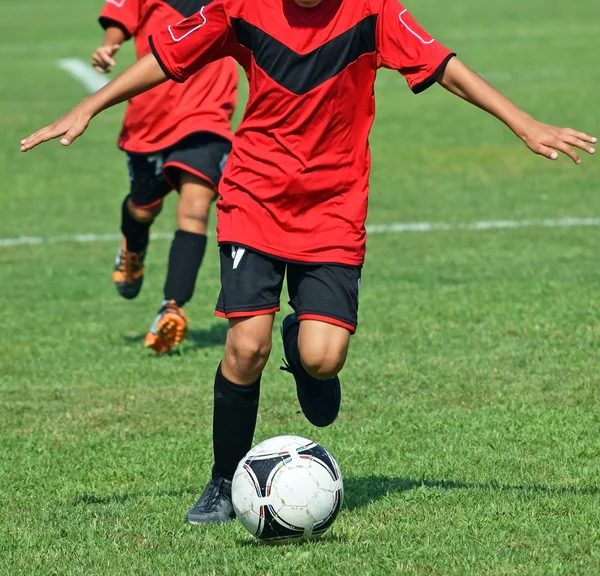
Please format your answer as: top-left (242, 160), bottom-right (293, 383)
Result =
top-left (91, 57), bottom-right (108, 73)
top-left (99, 53), bottom-right (116, 68)
top-left (563, 135), bottom-right (596, 155)
top-left (93, 64), bottom-right (109, 73)
top-left (93, 48), bottom-right (116, 68)
top-left (101, 47), bottom-right (117, 67)
top-left (565, 129), bottom-right (597, 144)
top-left (60, 122), bottom-right (88, 147)
top-left (551, 139), bottom-right (580, 164)
top-left (536, 144), bottom-right (559, 161)
top-left (20, 126), bottom-right (58, 152)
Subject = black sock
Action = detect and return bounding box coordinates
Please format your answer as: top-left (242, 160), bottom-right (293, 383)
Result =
top-left (283, 319), bottom-right (307, 375)
top-left (121, 196), bottom-right (150, 253)
top-left (163, 230), bottom-right (207, 306)
top-left (213, 364), bottom-right (261, 480)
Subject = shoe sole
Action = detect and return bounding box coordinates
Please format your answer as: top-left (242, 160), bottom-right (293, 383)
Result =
top-left (145, 312), bottom-right (187, 354)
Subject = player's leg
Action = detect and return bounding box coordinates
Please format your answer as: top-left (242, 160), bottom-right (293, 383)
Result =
top-left (186, 314), bottom-right (275, 525)
top-left (113, 152), bottom-right (169, 299)
top-left (186, 245), bottom-right (285, 525)
top-left (281, 263), bottom-right (360, 427)
top-left (145, 133), bottom-right (229, 353)
top-left (143, 172), bottom-right (214, 353)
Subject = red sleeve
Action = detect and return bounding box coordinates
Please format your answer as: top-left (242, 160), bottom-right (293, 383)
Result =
top-left (376, 0), bottom-right (455, 93)
top-left (149, 2), bottom-right (236, 84)
top-left (98, 0), bottom-right (140, 39)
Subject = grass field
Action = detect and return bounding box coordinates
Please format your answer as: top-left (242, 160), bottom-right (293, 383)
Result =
top-left (2, 0), bottom-right (600, 574)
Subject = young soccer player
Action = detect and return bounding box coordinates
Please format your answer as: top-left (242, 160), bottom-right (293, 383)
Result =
top-left (94, 0), bottom-right (237, 354)
top-left (22, 0), bottom-right (595, 525)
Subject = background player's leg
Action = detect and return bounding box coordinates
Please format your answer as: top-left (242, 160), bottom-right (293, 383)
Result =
top-left (122, 195), bottom-right (162, 252)
top-left (144, 172), bottom-right (216, 354)
top-left (186, 314), bottom-right (274, 525)
top-left (163, 171), bottom-right (215, 306)
top-left (114, 151), bottom-right (168, 300)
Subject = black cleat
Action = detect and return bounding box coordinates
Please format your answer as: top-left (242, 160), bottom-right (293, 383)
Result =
top-left (280, 313), bottom-right (341, 428)
top-left (185, 470), bottom-right (235, 525)
top-left (112, 237), bottom-right (146, 300)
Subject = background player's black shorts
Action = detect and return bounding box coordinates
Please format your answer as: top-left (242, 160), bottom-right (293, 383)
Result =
top-left (125, 131), bottom-right (231, 208)
top-left (215, 244), bottom-right (361, 333)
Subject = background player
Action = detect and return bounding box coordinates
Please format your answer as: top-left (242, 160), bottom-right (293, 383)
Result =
top-left (94, 0), bottom-right (237, 354)
top-left (21, 0), bottom-right (595, 525)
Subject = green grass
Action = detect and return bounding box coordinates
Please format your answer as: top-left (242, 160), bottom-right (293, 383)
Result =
top-left (2, 0), bottom-right (600, 574)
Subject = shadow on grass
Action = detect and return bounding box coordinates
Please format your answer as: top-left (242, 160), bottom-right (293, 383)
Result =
top-left (72, 486), bottom-right (198, 506)
top-left (72, 476), bottom-right (599, 513)
top-left (123, 322), bottom-right (227, 351)
top-left (344, 476), bottom-right (600, 510)
top-left (238, 533), bottom-right (349, 547)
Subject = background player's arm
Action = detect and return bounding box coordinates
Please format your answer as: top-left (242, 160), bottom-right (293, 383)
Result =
top-left (437, 57), bottom-right (596, 164)
top-left (92, 26), bottom-right (127, 74)
top-left (21, 53), bottom-right (166, 152)
top-left (22, 3), bottom-right (233, 153)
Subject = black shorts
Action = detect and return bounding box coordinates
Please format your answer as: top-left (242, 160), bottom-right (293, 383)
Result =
top-left (125, 131), bottom-right (231, 208)
top-left (215, 244), bottom-right (361, 333)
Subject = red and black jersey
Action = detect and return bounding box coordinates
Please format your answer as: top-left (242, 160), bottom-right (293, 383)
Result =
top-left (150, 0), bottom-right (454, 265)
top-left (99, 0), bottom-right (238, 153)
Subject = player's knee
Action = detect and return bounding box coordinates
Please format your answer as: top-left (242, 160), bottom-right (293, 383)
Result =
top-left (127, 198), bottom-right (162, 223)
top-left (178, 198), bottom-right (211, 226)
top-left (300, 345), bottom-right (347, 380)
top-left (298, 321), bottom-right (350, 380)
top-left (177, 179), bottom-right (215, 231)
top-left (225, 333), bottom-right (272, 378)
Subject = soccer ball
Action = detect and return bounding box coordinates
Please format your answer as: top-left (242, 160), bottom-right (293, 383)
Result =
top-left (232, 435), bottom-right (343, 543)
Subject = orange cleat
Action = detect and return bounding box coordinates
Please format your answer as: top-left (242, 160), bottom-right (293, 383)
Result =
top-left (112, 237), bottom-right (146, 299)
top-left (144, 300), bottom-right (190, 354)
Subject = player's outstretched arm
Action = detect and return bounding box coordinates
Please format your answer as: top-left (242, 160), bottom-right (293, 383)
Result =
top-left (437, 57), bottom-right (596, 164)
top-left (20, 53), bottom-right (167, 153)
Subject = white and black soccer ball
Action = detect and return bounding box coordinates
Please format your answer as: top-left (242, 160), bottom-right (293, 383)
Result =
top-left (232, 435), bottom-right (343, 543)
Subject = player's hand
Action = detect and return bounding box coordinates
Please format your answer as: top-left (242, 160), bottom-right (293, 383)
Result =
top-left (20, 102), bottom-right (92, 152)
top-left (520, 120), bottom-right (596, 164)
top-left (91, 44), bottom-right (120, 73)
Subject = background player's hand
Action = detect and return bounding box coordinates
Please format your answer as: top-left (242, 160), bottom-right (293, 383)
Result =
top-left (92, 44), bottom-right (120, 73)
top-left (20, 101), bottom-right (92, 152)
top-left (520, 120), bottom-right (596, 164)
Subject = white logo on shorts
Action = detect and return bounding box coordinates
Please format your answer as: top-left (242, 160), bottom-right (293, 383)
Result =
top-left (231, 246), bottom-right (246, 269)
top-left (147, 153), bottom-right (164, 176)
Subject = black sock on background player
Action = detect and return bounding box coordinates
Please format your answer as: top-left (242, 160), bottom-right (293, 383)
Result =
top-left (163, 230), bottom-right (207, 307)
top-left (121, 195), bottom-right (150, 253)
top-left (213, 363), bottom-right (261, 479)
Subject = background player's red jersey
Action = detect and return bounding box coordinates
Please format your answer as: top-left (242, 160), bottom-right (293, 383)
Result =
top-left (99, 0), bottom-right (238, 153)
top-left (150, 0), bottom-right (454, 265)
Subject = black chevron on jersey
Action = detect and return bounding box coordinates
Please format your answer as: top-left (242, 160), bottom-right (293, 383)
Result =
top-left (160, 0), bottom-right (211, 18)
top-left (230, 15), bottom-right (378, 95)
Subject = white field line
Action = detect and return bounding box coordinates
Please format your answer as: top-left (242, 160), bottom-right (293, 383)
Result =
top-left (1, 218), bottom-right (599, 249)
top-left (57, 59), bottom-right (109, 93)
